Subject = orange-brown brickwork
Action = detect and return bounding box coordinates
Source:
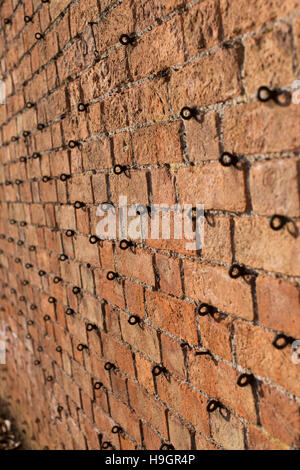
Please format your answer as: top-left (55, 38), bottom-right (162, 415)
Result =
top-left (0, 0), bottom-right (299, 451)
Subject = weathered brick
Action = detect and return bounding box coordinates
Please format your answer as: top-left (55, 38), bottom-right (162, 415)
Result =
top-left (250, 158), bottom-right (300, 217)
top-left (223, 102), bottom-right (300, 155)
top-left (183, 259), bottom-right (254, 320)
top-left (177, 164), bottom-right (247, 212)
top-left (235, 321), bottom-right (300, 396)
top-left (243, 23), bottom-right (294, 95)
top-left (170, 46), bottom-right (243, 112)
top-left (210, 408), bottom-right (245, 450)
top-left (146, 290), bottom-right (198, 344)
top-left (234, 217), bottom-right (300, 276)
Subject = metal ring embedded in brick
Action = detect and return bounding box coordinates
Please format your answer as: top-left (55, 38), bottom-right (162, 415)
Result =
top-left (77, 343), bottom-right (87, 351)
top-left (15, 258), bottom-right (21, 264)
top-left (20, 156), bottom-right (27, 162)
top-left (119, 34), bottom-right (135, 45)
top-left (22, 280), bottom-right (29, 286)
top-left (219, 152), bottom-right (239, 167)
top-left (39, 270), bottom-right (46, 276)
top-left (86, 323), bottom-right (96, 332)
top-left (44, 315), bottom-right (51, 321)
top-left (106, 271), bottom-right (118, 281)
top-left (128, 315), bottom-right (140, 325)
top-left (24, 16), bottom-right (33, 23)
top-left (37, 346), bottom-right (43, 352)
top-left (0, 234), bottom-right (5, 239)
top-left (65, 308), bottom-right (74, 316)
top-left (27, 320), bottom-right (34, 326)
top-left (180, 106), bottom-right (195, 120)
top-left (15, 179), bottom-right (23, 185)
top-left (8, 237), bottom-right (14, 243)
top-left (42, 0), bottom-right (50, 3)
top-left (20, 221), bottom-right (27, 227)
top-left (10, 219), bottom-right (16, 224)
top-left (11, 136), bottom-right (19, 142)
top-left (37, 123), bottom-right (46, 130)
top-left (66, 230), bottom-right (75, 237)
top-left (68, 140), bottom-right (80, 149)
top-left (74, 201), bottom-right (85, 209)
top-left (89, 235), bottom-right (100, 244)
top-left (272, 334), bottom-right (293, 350)
top-left (47, 376), bottom-right (53, 382)
top-left (119, 239), bottom-right (133, 250)
top-left (104, 362), bottom-right (115, 371)
top-left (30, 304), bottom-right (37, 310)
top-left (111, 426), bottom-right (122, 434)
top-left (42, 176), bottom-right (51, 182)
top-left (25, 263), bottom-right (33, 269)
top-left (113, 164), bottom-right (127, 175)
top-left (160, 443), bottom-right (175, 450)
top-left (257, 86), bottom-right (273, 102)
top-left (94, 382), bottom-right (103, 390)
top-left (59, 254), bottom-right (68, 261)
top-left (10, 288), bottom-right (16, 294)
top-left (101, 442), bottom-right (113, 450)
top-left (26, 333), bottom-right (32, 340)
top-left (23, 130), bottom-right (31, 137)
top-left (237, 373), bottom-right (255, 388)
top-left (206, 400), bottom-right (221, 413)
top-left (60, 173), bottom-right (71, 182)
top-left (196, 303), bottom-right (216, 317)
top-left (32, 152), bottom-right (41, 159)
top-left (270, 214), bottom-right (288, 231)
top-left (26, 102), bottom-right (34, 108)
top-left (4, 18), bottom-right (11, 25)
top-left (78, 103), bottom-right (88, 112)
top-left (34, 360), bottom-right (41, 366)
top-left (29, 246), bottom-right (37, 252)
top-left (53, 276), bottom-right (61, 284)
top-left (17, 241), bottom-right (24, 246)
top-left (72, 286), bottom-right (81, 295)
top-left (5, 180), bottom-right (12, 185)
top-left (48, 297), bottom-right (56, 304)
top-left (152, 365), bottom-right (166, 377)
top-left (35, 32), bottom-right (44, 40)
top-left (228, 263), bottom-right (244, 279)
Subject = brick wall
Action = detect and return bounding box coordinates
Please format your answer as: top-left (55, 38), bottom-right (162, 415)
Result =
top-left (0, 0), bottom-right (299, 450)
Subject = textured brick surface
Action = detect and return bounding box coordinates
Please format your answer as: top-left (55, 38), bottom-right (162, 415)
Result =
top-left (0, 0), bottom-right (299, 452)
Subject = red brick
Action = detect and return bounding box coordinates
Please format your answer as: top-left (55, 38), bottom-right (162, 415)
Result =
top-left (223, 102), bottom-right (300, 155)
top-left (211, 409), bottom-right (245, 450)
top-left (188, 352), bottom-right (257, 422)
top-left (248, 425), bottom-right (288, 450)
top-left (168, 413), bottom-right (192, 450)
top-left (170, 46), bottom-right (243, 112)
top-left (202, 215), bottom-right (232, 264)
top-left (155, 253), bottom-right (183, 297)
top-left (119, 310), bottom-right (160, 363)
top-left (234, 217), bottom-right (300, 276)
top-left (186, 112), bottom-right (220, 162)
top-left (101, 332), bottom-right (135, 378)
top-left (256, 276), bottom-right (300, 338)
top-left (146, 290), bottom-right (198, 344)
top-left (183, 259), bottom-right (254, 320)
top-left (156, 374), bottom-right (210, 434)
top-left (243, 24), bottom-right (294, 95)
top-left (130, 17), bottom-right (184, 80)
top-left (220, 0), bottom-right (300, 39)
top-left (250, 158), bottom-right (300, 217)
top-left (133, 122), bottom-right (183, 165)
top-left (116, 246), bottom-right (155, 287)
top-left (235, 321), bottom-right (300, 396)
top-left (160, 334), bottom-right (186, 379)
top-left (177, 163), bottom-right (247, 212)
top-left (259, 383), bottom-right (300, 448)
top-left (128, 379), bottom-right (168, 437)
top-left (135, 352), bottom-right (155, 394)
top-left (150, 167), bottom-right (177, 205)
top-left (124, 280), bottom-right (145, 318)
top-left (183, 0), bottom-right (222, 56)
top-left (108, 393), bottom-right (141, 443)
